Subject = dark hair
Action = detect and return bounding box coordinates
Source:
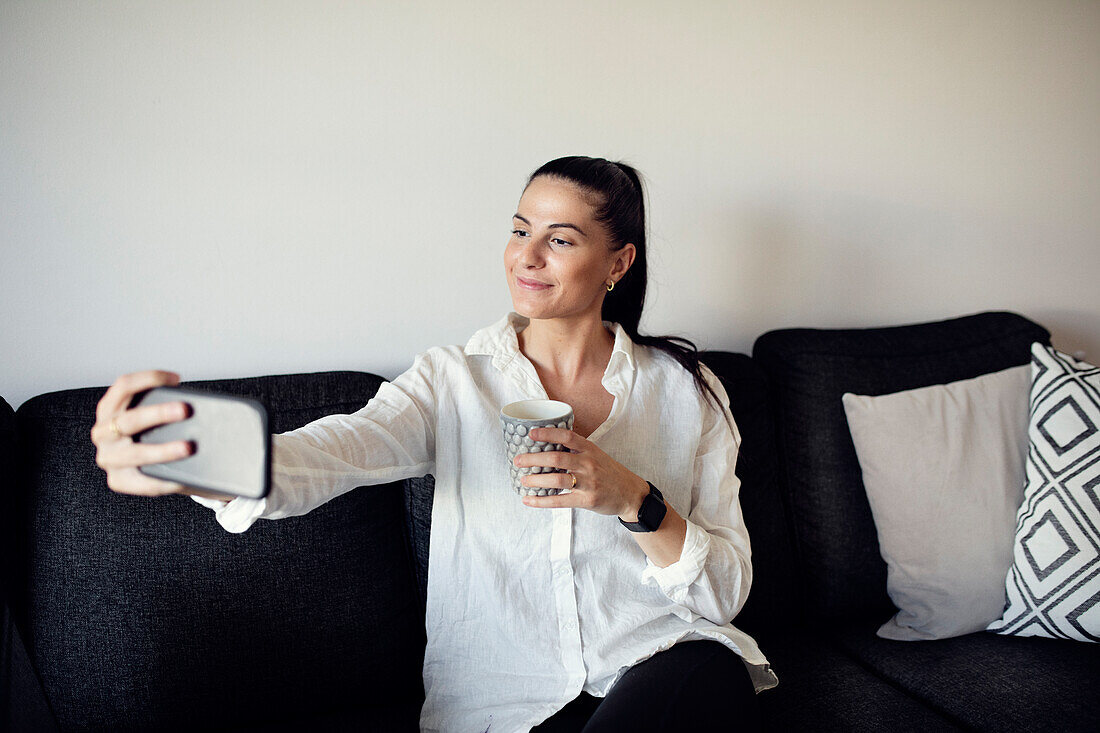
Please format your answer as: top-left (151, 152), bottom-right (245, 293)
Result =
top-left (526, 155), bottom-right (731, 432)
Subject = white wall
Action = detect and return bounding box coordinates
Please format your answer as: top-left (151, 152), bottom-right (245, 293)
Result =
top-left (3, 0), bottom-right (1098, 409)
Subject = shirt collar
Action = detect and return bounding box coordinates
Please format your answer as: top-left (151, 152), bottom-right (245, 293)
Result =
top-left (464, 312), bottom-right (636, 378)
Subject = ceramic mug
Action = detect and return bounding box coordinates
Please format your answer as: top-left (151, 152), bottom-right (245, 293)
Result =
top-left (500, 399), bottom-right (574, 497)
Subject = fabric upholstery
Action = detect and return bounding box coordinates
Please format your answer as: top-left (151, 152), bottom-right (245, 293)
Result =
top-left (403, 474), bottom-right (434, 616)
top-left (1, 395), bottom-right (17, 605)
top-left (699, 351), bottom-right (799, 633)
top-left (10, 373), bottom-right (425, 732)
top-left (834, 621), bottom-right (1100, 732)
top-left (1, 396), bottom-right (17, 603)
top-left (753, 628), bottom-right (963, 732)
top-left (2, 396), bottom-right (57, 732)
top-left (753, 312), bottom-right (1050, 623)
top-left (1, 603), bottom-right (57, 732)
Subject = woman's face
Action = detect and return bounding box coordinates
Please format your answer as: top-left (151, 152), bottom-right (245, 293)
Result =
top-left (505, 175), bottom-right (634, 323)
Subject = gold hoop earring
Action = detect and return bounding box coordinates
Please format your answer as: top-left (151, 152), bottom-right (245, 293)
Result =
top-left (606, 280), bottom-right (615, 292)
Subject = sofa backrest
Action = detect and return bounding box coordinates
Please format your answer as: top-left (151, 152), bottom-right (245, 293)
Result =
top-left (1, 396), bottom-right (17, 602)
top-left (699, 351), bottom-right (800, 632)
top-left (401, 350), bottom-right (800, 635)
top-left (2, 396), bottom-right (57, 732)
top-left (753, 311), bottom-right (1050, 624)
top-left (9, 373), bottom-right (425, 732)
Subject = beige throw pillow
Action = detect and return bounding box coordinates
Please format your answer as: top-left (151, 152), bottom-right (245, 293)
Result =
top-left (842, 365), bottom-right (1030, 640)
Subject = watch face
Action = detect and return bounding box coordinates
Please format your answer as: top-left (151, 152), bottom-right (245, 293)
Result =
top-left (639, 490), bottom-right (667, 532)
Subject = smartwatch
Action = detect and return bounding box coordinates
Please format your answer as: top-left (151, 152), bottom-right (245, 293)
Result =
top-left (619, 482), bottom-right (667, 533)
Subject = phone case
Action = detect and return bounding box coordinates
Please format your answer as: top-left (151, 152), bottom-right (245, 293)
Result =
top-left (132, 386), bottom-right (271, 499)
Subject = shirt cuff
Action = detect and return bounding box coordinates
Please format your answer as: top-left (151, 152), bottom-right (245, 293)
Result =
top-left (639, 519), bottom-right (711, 602)
top-left (189, 494), bottom-right (267, 534)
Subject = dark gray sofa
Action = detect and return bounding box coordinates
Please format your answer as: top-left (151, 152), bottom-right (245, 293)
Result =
top-left (3, 311), bottom-right (1098, 731)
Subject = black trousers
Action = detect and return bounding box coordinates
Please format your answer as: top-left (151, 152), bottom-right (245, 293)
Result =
top-left (531, 640), bottom-right (761, 732)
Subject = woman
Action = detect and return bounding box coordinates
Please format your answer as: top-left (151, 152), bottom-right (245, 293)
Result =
top-left (91, 156), bottom-right (776, 731)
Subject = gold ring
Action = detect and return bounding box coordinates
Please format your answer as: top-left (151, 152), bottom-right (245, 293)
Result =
top-left (109, 418), bottom-right (122, 439)
top-left (570, 473), bottom-right (577, 490)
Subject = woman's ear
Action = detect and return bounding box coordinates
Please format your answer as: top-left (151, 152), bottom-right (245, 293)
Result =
top-left (610, 243), bottom-right (636, 280)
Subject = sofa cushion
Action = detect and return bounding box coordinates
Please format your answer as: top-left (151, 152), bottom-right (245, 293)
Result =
top-left (753, 312), bottom-right (1050, 623)
top-left (10, 373), bottom-right (425, 732)
top-left (833, 621), bottom-right (1100, 732)
top-left (753, 628), bottom-right (964, 732)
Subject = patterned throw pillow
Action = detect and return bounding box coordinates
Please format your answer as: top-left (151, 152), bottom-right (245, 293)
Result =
top-left (988, 343), bottom-right (1100, 642)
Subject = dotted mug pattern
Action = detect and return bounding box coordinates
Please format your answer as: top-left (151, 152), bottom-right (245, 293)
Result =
top-left (500, 411), bottom-right (575, 497)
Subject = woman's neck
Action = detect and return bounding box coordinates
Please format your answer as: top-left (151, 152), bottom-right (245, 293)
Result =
top-left (517, 314), bottom-right (614, 384)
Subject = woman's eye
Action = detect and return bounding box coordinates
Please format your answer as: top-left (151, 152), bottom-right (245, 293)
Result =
top-left (511, 229), bottom-right (529, 238)
top-left (550, 238), bottom-right (572, 247)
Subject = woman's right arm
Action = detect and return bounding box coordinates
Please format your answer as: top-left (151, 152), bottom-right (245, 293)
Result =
top-left (92, 353), bottom-right (439, 532)
top-left (241, 353), bottom-right (438, 528)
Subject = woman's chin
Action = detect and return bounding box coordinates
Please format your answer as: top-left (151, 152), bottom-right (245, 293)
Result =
top-left (513, 301), bottom-right (574, 322)
top-left (510, 292), bottom-right (604, 323)
top-left (511, 303), bottom-right (549, 320)
top-left (510, 292), bottom-right (553, 320)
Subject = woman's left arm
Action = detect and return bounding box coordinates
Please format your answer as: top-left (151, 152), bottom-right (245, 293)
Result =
top-left (515, 367), bottom-right (750, 626)
top-left (516, 432), bottom-right (689, 562)
top-left (638, 378), bottom-right (751, 626)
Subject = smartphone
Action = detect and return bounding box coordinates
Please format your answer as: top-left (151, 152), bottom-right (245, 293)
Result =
top-left (132, 386), bottom-right (271, 499)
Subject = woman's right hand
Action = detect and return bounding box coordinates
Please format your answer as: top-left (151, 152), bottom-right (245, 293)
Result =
top-left (91, 370), bottom-right (197, 497)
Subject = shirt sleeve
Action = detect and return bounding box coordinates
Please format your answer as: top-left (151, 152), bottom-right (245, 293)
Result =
top-left (640, 365), bottom-right (752, 626)
top-left (190, 350), bottom-right (439, 534)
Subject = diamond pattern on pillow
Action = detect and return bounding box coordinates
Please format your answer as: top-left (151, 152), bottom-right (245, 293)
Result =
top-left (988, 343), bottom-right (1100, 642)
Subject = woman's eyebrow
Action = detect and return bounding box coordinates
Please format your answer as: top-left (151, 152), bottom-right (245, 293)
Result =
top-left (512, 214), bottom-right (587, 237)
top-left (549, 222), bottom-right (586, 236)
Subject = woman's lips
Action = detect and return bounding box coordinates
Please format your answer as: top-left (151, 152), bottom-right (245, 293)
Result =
top-left (517, 276), bottom-right (552, 291)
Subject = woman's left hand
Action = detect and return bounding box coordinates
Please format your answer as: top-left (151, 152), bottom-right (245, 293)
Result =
top-left (514, 427), bottom-right (649, 519)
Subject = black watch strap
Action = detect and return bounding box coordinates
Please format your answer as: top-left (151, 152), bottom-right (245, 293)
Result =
top-left (619, 482), bottom-right (667, 533)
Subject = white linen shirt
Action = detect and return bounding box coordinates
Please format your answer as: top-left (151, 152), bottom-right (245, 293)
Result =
top-left (194, 313), bottom-right (777, 732)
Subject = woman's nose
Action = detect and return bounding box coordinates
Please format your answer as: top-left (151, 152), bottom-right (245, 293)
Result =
top-left (519, 238), bottom-right (544, 268)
